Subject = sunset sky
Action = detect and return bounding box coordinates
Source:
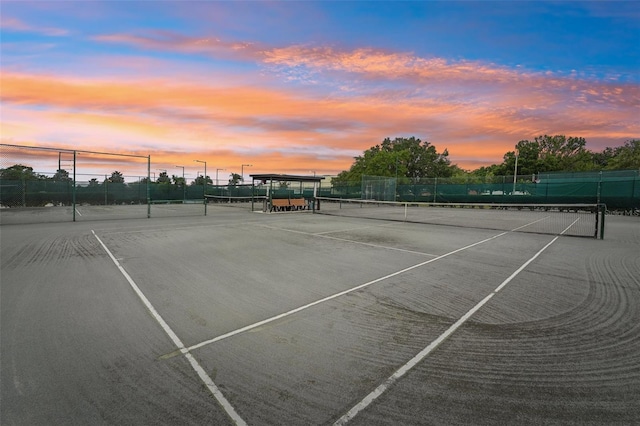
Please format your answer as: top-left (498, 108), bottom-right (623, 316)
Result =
top-left (1, 1), bottom-right (638, 181)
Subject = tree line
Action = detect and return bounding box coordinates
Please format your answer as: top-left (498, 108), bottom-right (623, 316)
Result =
top-left (0, 167), bottom-right (218, 186)
top-left (0, 165), bottom-right (254, 207)
top-left (2, 135), bottom-right (638, 187)
top-left (334, 136), bottom-right (640, 184)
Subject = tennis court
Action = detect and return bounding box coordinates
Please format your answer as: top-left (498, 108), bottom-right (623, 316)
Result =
top-left (1, 205), bottom-right (639, 425)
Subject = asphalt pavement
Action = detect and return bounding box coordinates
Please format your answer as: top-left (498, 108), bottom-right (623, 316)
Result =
top-left (2, 208), bottom-right (639, 425)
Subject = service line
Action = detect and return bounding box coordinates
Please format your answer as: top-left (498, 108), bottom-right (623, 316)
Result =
top-left (257, 223), bottom-right (439, 258)
top-left (333, 235), bottom-right (561, 425)
top-left (91, 230), bottom-right (247, 426)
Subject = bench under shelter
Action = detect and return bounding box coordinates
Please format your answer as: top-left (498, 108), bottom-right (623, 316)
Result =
top-left (250, 173), bottom-right (325, 213)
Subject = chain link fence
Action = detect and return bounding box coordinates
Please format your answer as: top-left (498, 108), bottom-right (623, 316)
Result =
top-left (320, 171), bottom-right (639, 213)
top-left (1, 144), bottom-right (151, 222)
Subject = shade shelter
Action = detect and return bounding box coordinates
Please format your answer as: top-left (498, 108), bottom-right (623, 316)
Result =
top-left (250, 173), bottom-right (325, 212)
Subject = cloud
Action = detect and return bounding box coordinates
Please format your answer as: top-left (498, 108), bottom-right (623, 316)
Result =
top-left (0, 16), bottom-right (68, 36)
top-left (93, 30), bottom-right (266, 63)
top-left (93, 29), bottom-right (638, 111)
top-left (2, 25), bottom-right (638, 176)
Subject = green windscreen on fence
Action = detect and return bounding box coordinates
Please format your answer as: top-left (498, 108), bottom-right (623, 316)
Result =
top-left (316, 197), bottom-right (605, 239)
top-left (329, 170), bottom-right (638, 212)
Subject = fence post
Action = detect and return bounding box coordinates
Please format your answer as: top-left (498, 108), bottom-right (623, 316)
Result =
top-left (72, 150), bottom-right (76, 222)
top-left (147, 156), bottom-right (151, 218)
top-left (433, 177), bottom-right (437, 203)
top-left (597, 171), bottom-right (602, 205)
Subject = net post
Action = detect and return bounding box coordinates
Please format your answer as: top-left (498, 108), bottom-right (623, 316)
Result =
top-left (312, 179), bottom-right (318, 213)
top-left (598, 204), bottom-right (606, 240)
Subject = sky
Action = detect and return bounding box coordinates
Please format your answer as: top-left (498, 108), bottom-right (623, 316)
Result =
top-left (1, 1), bottom-right (639, 181)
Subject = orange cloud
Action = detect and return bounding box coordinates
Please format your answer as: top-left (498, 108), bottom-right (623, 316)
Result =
top-left (2, 62), bottom-right (637, 177)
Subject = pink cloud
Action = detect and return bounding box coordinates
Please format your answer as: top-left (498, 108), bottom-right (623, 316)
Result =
top-left (0, 16), bottom-right (68, 36)
top-left (2, 44), bottom-right (637, 175)
top-left (93, 31), bottom-right (267, 63)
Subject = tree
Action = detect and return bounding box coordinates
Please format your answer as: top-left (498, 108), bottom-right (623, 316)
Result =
top-left (534, 135), bottom-right (592, 172)
top-left (171, 174), bottom-right (185, 186)
top-left (469, 164), bottom-right (502, 179)
top-left (108, 171), bottom-right (125, 184)
top-left (156, 171), bottom-right (171, 184)
top-left (603, 139), bottom-right (640, 170)
top-left (334, 137), bottom-right (454, 183)
top-left (591, 147), bottom-right (616, 169)
top-left (52, 169), bottom-right (72, 181)
top-left (494, 135), bottom-right (596, 177)
top-left (228, 173), bottom-right (242, 186)
top-left (88, 178), bottom-right (100, 187)
top-left (192, 175), bottom-right (213, 186)
top-left (0, 164), bottom-right (42, 180)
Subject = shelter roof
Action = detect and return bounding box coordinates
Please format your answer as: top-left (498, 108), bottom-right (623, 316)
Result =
top-left (250, 173), bottom-right (325, 183)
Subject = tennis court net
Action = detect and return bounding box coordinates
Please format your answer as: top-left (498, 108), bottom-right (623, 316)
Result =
top-left (205, 195), bottom-right (267, 210)
top-left (316, 197), bottom-right (605, 239)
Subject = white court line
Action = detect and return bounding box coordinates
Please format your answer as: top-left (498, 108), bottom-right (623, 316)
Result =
top-left (333, 235), bottom-right (561, 425)
top-left (314, 222), bottom-right (397, 235)
top-left (91, 230), bottom-right (247, 426)
top-left (258, 223), bottom-right (439, 258)
top-left (185, 231), bottom-right (507, 353)
top-left (75, 208), bottom-right (82, 216)
top-left (560, 218), bottom-right (581, 235)
top-left (511, 215), bottom-right (549, 231)
top-left (94, 219), bottom-right (266, 235)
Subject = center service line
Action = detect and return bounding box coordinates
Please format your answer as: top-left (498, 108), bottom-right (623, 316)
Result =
top-left (333, 235), bottom-right (561, 425)
top-left (91, 230), bottom-right (247, 426)
top-left (185, 231), bottom-right (508, 353)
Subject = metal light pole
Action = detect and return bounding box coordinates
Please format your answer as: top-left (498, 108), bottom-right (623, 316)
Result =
top-left (216, 168), bottom-right (225, 186)
top-left (241, 164), bottom-right (252, 183)
top-left (194, 160), bottom-right (207, 216)
top-left (176, 165), bottom-right (185, 201)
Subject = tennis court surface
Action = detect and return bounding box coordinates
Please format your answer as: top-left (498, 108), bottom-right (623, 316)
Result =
top-left (2, 206), bottom-right (639, 425)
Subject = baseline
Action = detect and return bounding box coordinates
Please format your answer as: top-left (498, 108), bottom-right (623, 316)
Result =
top-left (92, 218), bottom-right (270, 236)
